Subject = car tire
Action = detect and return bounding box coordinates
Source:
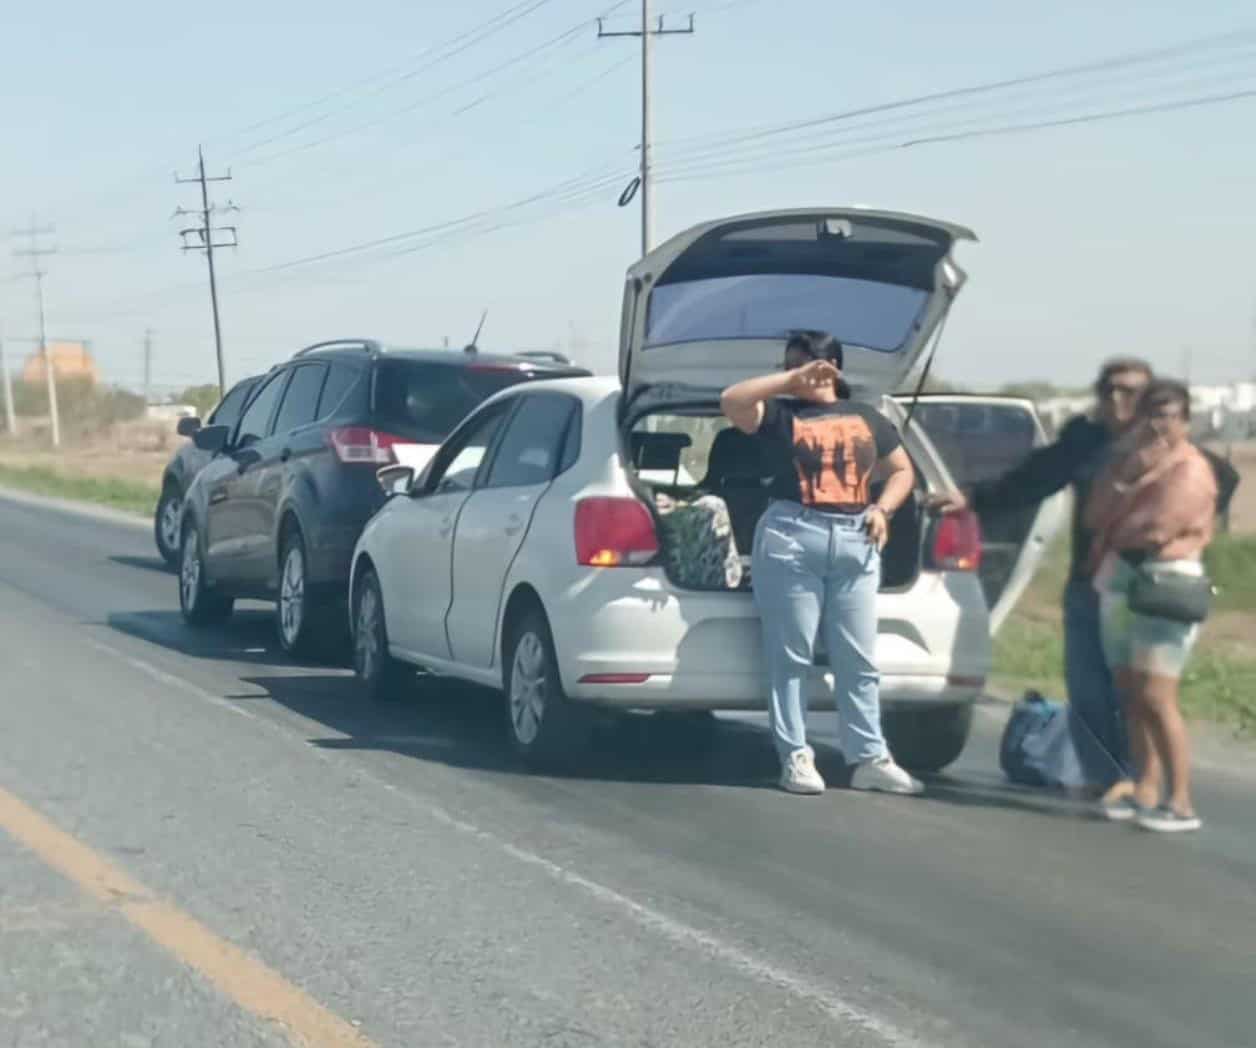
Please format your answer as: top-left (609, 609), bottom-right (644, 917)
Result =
top-left (881, 702), bottom-right (974, 774)
top-left (352, 567), bottom-right (412, 701)
top-left (155, 483), bottom-right (183, 568)
top-left (179, 520), bottom-right (233, 626)
top-left (276, 529), bottom-right (342, 659)
top-left (504, 606), bottom-right (588, 766)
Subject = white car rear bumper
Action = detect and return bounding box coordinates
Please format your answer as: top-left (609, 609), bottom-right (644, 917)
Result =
top-left (550, 569), bottom-right (991, 711)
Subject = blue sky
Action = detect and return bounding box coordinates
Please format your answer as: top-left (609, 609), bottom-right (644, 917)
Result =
top-left (2, 0), bottom-right (1254, 394)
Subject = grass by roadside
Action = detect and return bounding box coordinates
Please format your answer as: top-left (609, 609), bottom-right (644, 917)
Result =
top-left (993, 533), bottom-right (1256, 737)
top-left (0, 463), bottom-right (157, 518)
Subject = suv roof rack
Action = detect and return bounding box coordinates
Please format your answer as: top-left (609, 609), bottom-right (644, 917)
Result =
top-left (294, 339), bottom-right (384, 358)
top-left (515, 350), bottom-right (572, 365)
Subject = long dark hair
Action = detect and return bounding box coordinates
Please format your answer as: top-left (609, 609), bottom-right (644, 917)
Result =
top-left (785, 330), bottom-right (853, 399)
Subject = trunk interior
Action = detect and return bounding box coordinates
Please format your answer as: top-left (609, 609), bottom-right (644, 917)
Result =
top-left (625, 408), bottom-right (924, 593)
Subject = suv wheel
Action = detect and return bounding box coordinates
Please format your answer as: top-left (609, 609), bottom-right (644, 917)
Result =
top-left (881, 702), bottom-right (974, 774)
top-left (155, 484), bottom-right (182, 567)
top-left (277, 529), bottom-right (343, 658)
top-left (352, 567), bottom-right (412, 700)
top-left (179, 521), bottom-right (233, 626)
top-left (504, 607), bottom-right (588, 765)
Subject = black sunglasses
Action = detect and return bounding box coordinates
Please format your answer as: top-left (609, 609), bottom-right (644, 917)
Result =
top-left (1099, 382), bottom-right (1146, 399)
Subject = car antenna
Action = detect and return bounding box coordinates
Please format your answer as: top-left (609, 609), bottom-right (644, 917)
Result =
top-left (464, 309), bottom-right (488, 354)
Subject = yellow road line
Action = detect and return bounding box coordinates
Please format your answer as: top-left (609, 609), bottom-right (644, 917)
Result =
top-left (0, 785), bottom-right (374, 1048)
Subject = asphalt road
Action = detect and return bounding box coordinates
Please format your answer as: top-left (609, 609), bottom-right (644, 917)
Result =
top-left (1, 489), bottom-right (1253, 1048)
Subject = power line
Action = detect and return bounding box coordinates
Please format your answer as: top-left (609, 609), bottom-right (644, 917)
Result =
top-left (18, 0), bottom-right (597, 229)
top-left (231, 0), bottom-right (561, 160)
top-left (655, 86), bottom-right (1256, 186)
top-left (652, 24), bottom-right (1256, 163)
top-left (175, 147), bottom-right (237, 397)
top-left (242, 7), bottom-right (628, 170)
top-left (227, 36), bottom-right (632, 222)
top-left (654, 60), bottom-right (1256, 180)
top-left (250, 161), bottom-right (631, 274)
top-left (222, 0), bottom-right (552, 150)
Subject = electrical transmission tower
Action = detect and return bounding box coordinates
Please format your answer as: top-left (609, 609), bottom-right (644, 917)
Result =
top-left (598, 1), bottom-right (694, 256)
top-left (175, 146), bottom-right (238, 397)
top-left (11, 217), bottom-right (60, 447)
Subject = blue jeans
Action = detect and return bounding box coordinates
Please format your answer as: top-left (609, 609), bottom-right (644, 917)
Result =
top-left (1063, 578), bottom-right (1131, 783)
top-left (752, 500), bottom-right (887, 764)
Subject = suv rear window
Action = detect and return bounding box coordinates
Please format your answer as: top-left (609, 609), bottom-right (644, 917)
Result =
top-left (371, 360), bottom-right (537, 442)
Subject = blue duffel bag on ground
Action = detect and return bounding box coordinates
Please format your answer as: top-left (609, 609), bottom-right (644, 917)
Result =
top-left (999, 691), bottom-right (1119, 790)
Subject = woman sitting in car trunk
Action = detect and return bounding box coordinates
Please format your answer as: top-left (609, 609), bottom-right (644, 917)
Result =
top-left (720, 330), bottom-right (922, 796)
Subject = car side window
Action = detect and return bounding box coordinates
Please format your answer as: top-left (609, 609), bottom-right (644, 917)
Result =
top-left (483, 394), bottom-right (578, 489)
top-left (207, 379), bottom-right (256, 430)
top-left (424, 404), bottom-right (511, 495)
top-left (271, 364), bottom-right (327, 436)
top-left (910, 402), bottom-right (1042, 487)
top-left (317, 363), bottom-right (361, 419)
top-left (234, 371), bottom-right (288, 447)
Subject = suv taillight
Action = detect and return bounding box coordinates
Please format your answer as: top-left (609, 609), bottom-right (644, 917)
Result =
top-left (930, 509), bottom-right (983, 571)
top-left (327, 427), bottom-right (400, 465)
top-left (575, 497), bottom-right (659, 567)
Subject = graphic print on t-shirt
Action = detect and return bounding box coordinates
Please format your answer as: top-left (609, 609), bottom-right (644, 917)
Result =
top-left (790, 414), bottom-right (879, 506)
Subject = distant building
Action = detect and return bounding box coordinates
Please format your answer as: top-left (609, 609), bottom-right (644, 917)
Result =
top-left (21, 341), bottom-right (100, 386)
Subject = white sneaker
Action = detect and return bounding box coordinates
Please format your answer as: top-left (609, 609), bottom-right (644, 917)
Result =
top-left (1137, 807), bottom-right (1203, 833)
top-left (780, 747), bottom-right (826, 795)
top-left (850, 755), bottom-right (924, 796)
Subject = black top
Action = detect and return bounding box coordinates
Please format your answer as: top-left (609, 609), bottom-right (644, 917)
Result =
top-left (755, 398), bottom-right (902, 512)
top-left (969, 416), bottom-right (1241, 580)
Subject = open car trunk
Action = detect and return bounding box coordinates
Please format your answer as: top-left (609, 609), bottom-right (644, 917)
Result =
top-left (624, 399), bottom-right (943, 595)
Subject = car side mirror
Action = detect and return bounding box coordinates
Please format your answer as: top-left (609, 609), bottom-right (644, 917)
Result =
top-left (177, 416), bottom-right (202, 438)
top-left (376, 463), bottom-right (416, 498)
top-left (193, 424), bottom-right (230, 453)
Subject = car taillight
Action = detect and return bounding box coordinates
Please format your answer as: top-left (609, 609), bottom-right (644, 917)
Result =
top-left (931, 509), bottom-right (982, 571)
top-left (327, 427), bottom-right (401, 465)
top-left (575, 497), bottom-right (659, 567)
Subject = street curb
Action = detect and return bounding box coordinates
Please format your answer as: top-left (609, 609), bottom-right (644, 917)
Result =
top-left (0, 484), bottom-right (150, 532)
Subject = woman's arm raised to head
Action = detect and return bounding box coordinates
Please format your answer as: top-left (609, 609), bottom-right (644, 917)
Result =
top-left (720, 360), bottom-right (838, 434)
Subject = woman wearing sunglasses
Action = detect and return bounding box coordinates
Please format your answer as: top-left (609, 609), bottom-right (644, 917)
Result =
top-left (720, 330), bottom-right (921, 796)
top-left (1087, 380), bottom-right (1218, 832)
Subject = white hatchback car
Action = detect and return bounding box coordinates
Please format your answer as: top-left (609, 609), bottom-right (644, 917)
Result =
top-left (349, 208), bottom-right (1063, 768)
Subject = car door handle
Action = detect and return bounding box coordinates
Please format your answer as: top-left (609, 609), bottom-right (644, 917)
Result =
top-left (504, 514), bottom-right (523, 536)
top-left (438, 515), bottom-right (454, 538)
top-left (280, 447), bottom-right (292, 462)
top-left (209, 487), bottom-right (228, 505)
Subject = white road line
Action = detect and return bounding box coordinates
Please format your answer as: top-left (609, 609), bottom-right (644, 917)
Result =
top-left (82, 634), bottom-right (930, 1048)
top-left (0, 486), bottom-right (150, 531)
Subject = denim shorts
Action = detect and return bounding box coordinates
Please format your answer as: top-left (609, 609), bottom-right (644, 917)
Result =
top-left (1094, 554), bottom-right (1202, 679)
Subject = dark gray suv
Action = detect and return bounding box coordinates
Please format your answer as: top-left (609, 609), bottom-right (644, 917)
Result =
top-left (155, 375), bottom-right (261, 566)
top-left (177, 339), bottom-right (588, 656)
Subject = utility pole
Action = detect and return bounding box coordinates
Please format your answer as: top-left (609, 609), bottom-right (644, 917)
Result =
top-left (143, 328), bottom-right (154, 406)
top-left (598, 1), bottom-right (694, 256)
top-left (11, 218), bottom-right (60, 447)
top-left (0, 321), bottom-right (16, 437)
top-left (175, 146), bottom-right (238, 398)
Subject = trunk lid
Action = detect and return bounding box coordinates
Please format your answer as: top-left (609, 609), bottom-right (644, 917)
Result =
top-left (618, 208), bottom-right (975, 411)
